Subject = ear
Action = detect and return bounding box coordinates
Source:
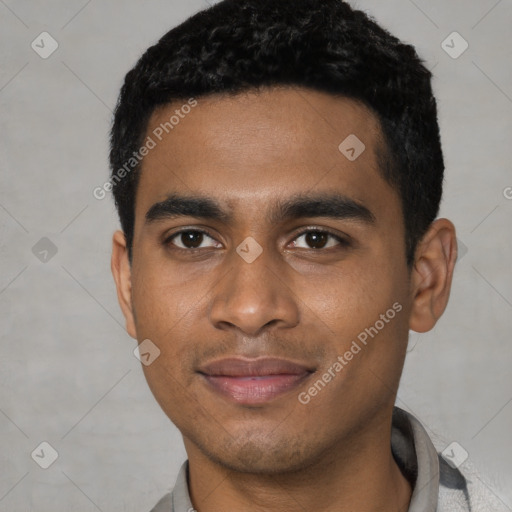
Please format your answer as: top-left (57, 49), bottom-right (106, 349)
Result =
top-left (409, 218), bottom-right (458, 333)
top-left (111, 230), bottom-right (137, 339)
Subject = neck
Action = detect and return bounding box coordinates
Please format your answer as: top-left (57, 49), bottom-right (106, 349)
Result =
top-left (184, 409), bottom-right (412, 512)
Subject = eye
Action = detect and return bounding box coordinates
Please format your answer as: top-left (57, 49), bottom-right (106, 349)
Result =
top-left (164, 229), bottom-right (221, 251)
top-left (290, 229), bottom-right (350, 250)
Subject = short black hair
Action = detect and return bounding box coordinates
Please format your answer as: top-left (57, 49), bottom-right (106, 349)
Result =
top-left (109, 0), bottom-right (444, 266)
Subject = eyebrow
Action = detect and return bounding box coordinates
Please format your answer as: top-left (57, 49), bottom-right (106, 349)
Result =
top-left (145, 192), bottom-right (376, 226)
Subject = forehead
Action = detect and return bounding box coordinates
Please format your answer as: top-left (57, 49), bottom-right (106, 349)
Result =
top-left (135, 86), bottom-right (398, 227)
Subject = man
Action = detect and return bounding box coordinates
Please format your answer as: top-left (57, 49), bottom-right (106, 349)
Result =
top-left (109, 1), bottom-right (507, 510)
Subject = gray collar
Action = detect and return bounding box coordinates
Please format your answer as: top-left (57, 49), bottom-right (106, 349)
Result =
top-left (391, 406), bottom-right (440, 511)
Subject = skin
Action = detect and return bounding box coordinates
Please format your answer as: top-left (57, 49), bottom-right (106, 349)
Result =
top-left (111, 86), bottom-right (457, 512)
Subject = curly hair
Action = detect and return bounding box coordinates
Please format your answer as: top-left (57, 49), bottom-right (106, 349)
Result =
top-left (109, 0), bottom-right (444, 266)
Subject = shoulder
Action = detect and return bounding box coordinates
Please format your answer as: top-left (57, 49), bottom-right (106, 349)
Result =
top-left (148, 491), bottom-right (173, 512)
top-left (437, 451), bottom-right (510, 512)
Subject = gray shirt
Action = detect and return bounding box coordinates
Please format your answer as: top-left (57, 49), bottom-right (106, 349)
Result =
top-left (149, 406), bottom-right (508, 511)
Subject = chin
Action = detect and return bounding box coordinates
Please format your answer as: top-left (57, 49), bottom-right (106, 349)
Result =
top-left (196, 431), bottom-right (320, 475)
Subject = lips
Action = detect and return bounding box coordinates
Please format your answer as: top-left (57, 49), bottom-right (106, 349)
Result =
top-left (197, 357), bottom-right (314, 404)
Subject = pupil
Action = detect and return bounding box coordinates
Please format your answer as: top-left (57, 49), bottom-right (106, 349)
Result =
top-left (182, 231), bottom-right (203, 248)
top-left (306, 232), bottom-right (327, 249)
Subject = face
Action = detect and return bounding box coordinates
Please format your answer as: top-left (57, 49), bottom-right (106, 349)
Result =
top-left (113, 86), bottom-right (440, 474)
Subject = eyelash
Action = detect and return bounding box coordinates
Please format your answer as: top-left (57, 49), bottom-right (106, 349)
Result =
top-left (163, 227), bottom-right (351, 253)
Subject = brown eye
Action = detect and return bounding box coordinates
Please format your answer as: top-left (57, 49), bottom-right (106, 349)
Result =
top-left (165, 230), bottom-right (220, 250)
top-left (291, 229), bottom-right (349, 250)
top-left (304, 231), bottom-right (329, 249)
top-left (179, 231), bottom-right (204, 249)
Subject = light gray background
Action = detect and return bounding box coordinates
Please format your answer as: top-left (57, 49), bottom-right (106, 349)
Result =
top-left (0, 0), bottom-right (511, 510)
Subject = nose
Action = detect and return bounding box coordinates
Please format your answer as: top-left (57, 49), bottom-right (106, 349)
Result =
top-left (208, 246), bottom-right (300, 336)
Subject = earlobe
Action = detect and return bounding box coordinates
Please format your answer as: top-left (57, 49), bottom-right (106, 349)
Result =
top-left (111, 230), bottom-right (137, 339)
top-left (409, 219), bottom-right (458, 333)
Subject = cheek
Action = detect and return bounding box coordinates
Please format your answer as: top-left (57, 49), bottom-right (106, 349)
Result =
top-left (130, 263), bottom-right (213, 386)
top-left (298, 258), bottom-right (401, 339)
top-left (299, 260), bottom-right (410, 397)
top-left (132, 271), bottom-right (203, 413)
top-left (131, 260), bottom-right (201, 337)
top-left (296, 274), bottom-right (408, 425)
